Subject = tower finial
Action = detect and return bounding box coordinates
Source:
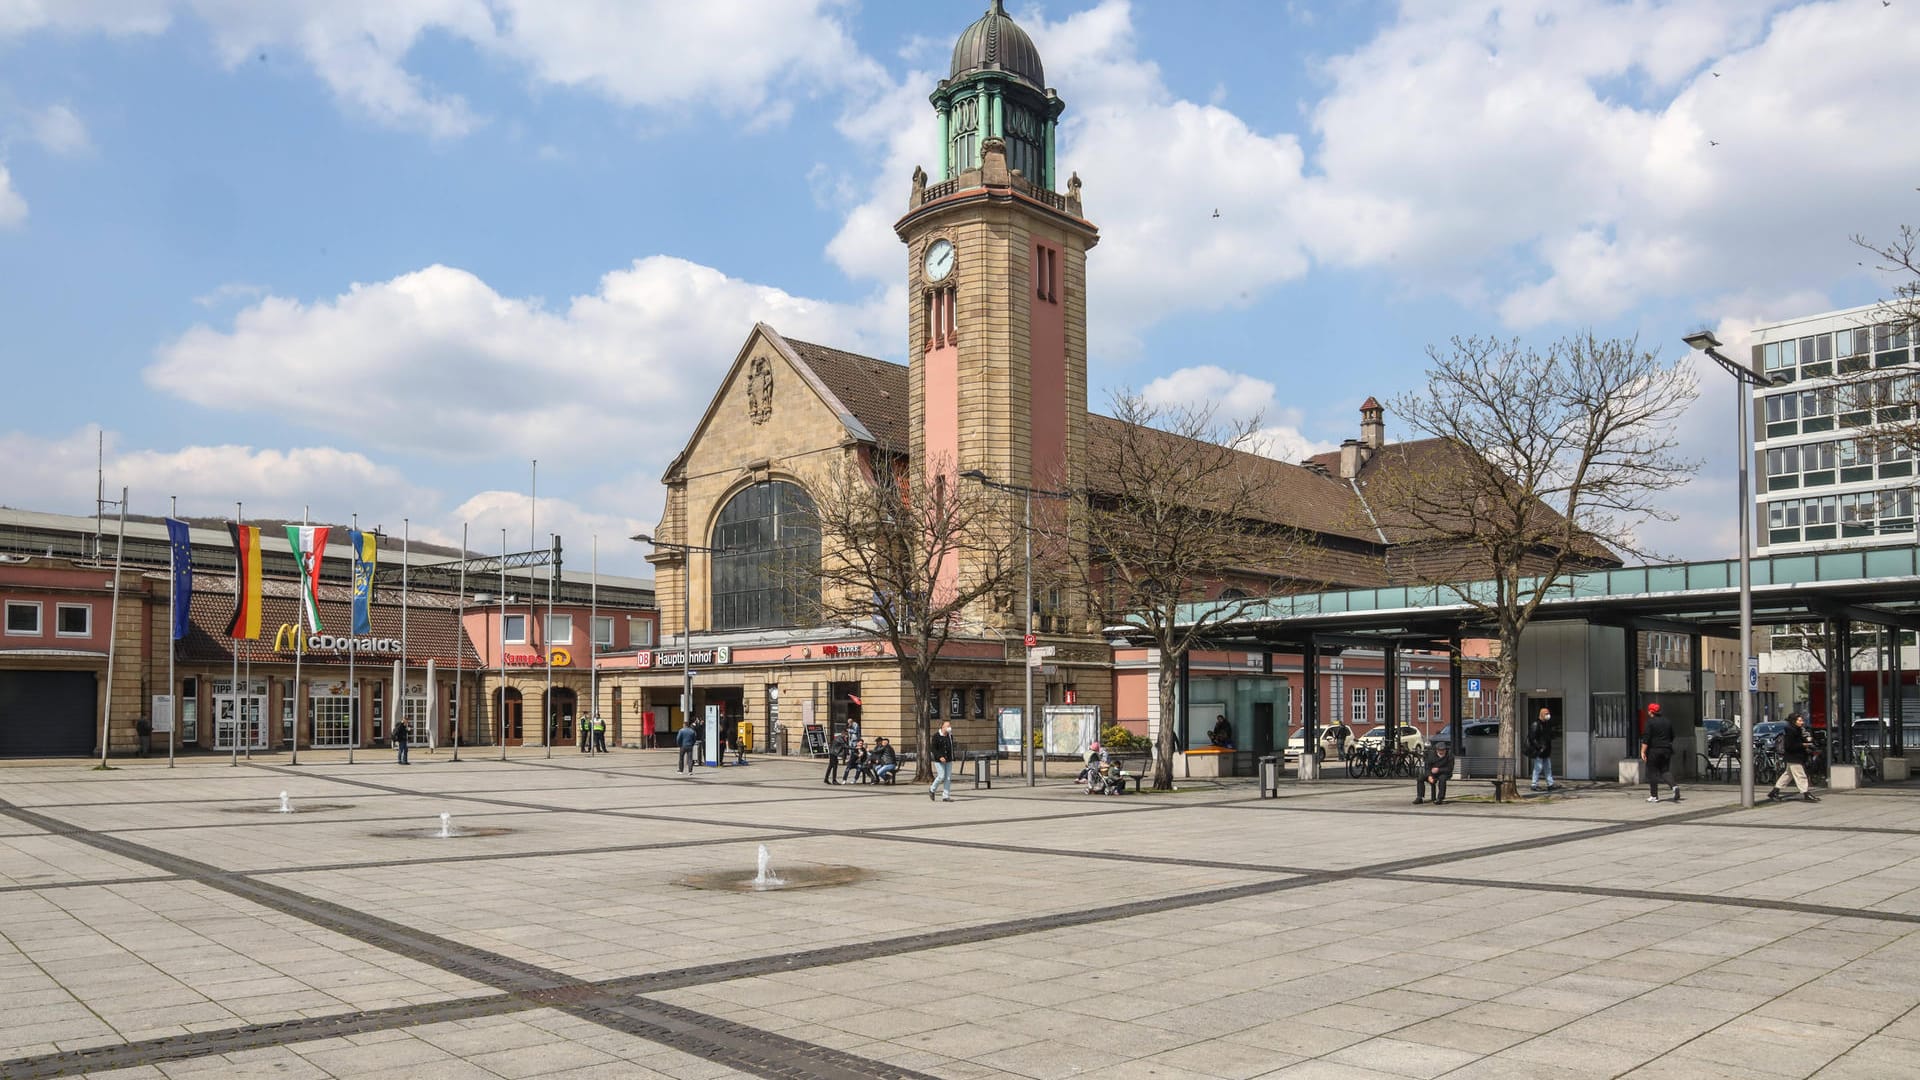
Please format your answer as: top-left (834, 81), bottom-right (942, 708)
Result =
top-left (990, 0), bottom-right (1006, 13)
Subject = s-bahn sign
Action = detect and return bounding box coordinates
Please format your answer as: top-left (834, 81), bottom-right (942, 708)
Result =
top-left (271, 623), bottom-right (403, 655)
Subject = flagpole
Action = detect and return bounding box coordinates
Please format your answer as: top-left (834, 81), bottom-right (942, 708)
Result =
top-left (348, 514), bottom-right (357, 765)
top-left (453, 522), bottom-right (466, 763)
top-left (291, 509), bottom-right (307, 768)
top-left (528, 462), bottom-right (538, 752)
top-left (98, 488), bottom-right (125, 769)
top-left (545, 533), bottom-right (554, 760)
top-left (168, 496), bottom-right (178, 769)
top-left (590, 533), bottom-right (598, 752)
top-left (403, 519), bottom-right (412, 752)
top-left (499, 528), bottom-right (509, 762)
top-left (233, 502), bottom-right (242, 767)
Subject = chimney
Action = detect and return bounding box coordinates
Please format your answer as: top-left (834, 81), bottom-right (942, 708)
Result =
top-left (1338, 439), bottom-right (1365, 479)
top-left (1359, 397), bottom-right (1385, 450)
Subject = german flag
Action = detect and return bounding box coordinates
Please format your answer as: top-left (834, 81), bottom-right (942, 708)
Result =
top-left (226, 523), bottom-right (263, 639)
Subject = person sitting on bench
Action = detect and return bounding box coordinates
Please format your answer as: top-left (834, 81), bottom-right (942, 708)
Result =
top-left (1209, 714), bottom-right (1235, 749)
top-left (841, 738), bottom-right (870, 784)
top-left (1416, 741), bottom-right (1452, 805)
top-left (870, 737), bottom-right (898, 783)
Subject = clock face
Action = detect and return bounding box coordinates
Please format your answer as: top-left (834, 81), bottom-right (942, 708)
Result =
top-left (923, 239), bottom-right (956, 282)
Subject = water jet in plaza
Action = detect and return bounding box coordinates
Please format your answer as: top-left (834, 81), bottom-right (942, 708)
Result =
top-left (370, 815), bottom-right (513, 840)
top-left (677, 847), bottom-right (867, 893)
top-left (277, 791), bottom-right (292, 814)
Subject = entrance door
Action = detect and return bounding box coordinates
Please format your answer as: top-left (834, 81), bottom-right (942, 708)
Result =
top-left (497, 688), bottom-right (524, 746)
top-left (213, 680), bottom-right (269, 750)
top-left (0, 670), bottom-right (95, 756)
top-left (1252, 702), bottom-right (1275, 755)
top-left (1526, 695), bottom-right (1565, 779)
top-left (549, 688), bottom-right (578, 745)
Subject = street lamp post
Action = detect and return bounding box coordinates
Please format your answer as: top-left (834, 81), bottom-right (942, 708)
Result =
top-left (961, 469), bottom-right (1070, 788)
top-left (1684, 330), bottom-right (1791, 810)
top-left (633, 533), bottom-right (726, 763)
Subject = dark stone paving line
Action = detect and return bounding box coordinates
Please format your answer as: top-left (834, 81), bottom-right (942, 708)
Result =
top-left (1692, 818), bottom-right (1920, 837)
top-left (860, 831), bottom-right (1322, 875)
top-left (248, 830), bottom-right (817, 878)
top-left (0, 994), bottom-right (527, 1080)
top-left (0, 872), bottom-right (177, 895)
top-left (0, 797), bottom-right (940, 1080)
top-left (1379, 870), bottom-right (1920, 926)
top-left (0, 788), bottom-right (1763, 1079)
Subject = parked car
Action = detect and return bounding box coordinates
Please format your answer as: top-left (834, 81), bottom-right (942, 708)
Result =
top-left (1845, 718), bottom-right (1920, 752)
top-left (1433, 720), bottom-right (1501, 746)
top-left (1283, 728), bottom-right (1308, 762)
top-left (1751, 720), bottom-right (1787, 751)
top-left (1356, 724), bottom-right (1426, 751)
top-left (1702, 718), bottom-right (1738, 756)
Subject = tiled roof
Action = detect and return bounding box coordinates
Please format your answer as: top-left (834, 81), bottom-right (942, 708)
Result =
top-left (182, 576), bottom-right (483, 667)
top-left (783, 337), bottom-right (913, 450)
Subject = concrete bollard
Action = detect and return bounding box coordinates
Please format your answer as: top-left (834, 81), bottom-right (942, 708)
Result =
top-left (1618, 759), bottom-right (1643, 786)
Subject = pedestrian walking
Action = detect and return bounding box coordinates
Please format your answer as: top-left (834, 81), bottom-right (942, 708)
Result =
top-left (1415, 741), bottom-right (1451, 805)
top-left (591, 713), bottom-right (608, 754)
top-left (1767, 711), bottom-right (1821, 803)
top-left (929, 720), bottom-right (955, 802)
top-left (393, 718), bottom-right (411, 765)
top-left (1641, 702), bottom-right (1676, 803)
top-left (1528, 707), bottom-right (1555, 791)
top-left (824, 730), bottom-right (846, 784)
top-left (676, 719), bottom-right (697, 774)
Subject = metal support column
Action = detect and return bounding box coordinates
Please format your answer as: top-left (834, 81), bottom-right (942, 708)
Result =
top-left (1626, 628), bottom-right (1642, 757)
top-left (1176, 649), bottom-right (1191, 754)
top-left (1385, 642), bottom-right (1401, 763)
top-left (1894, 628), bottom-right (1907, 758)
top-left (1449, 634), bottom-right (1465, 758)
top-left (1834, 617), bottom-right (1855, 760)
top-left (1690, 631), bottom-right (1704, 781)
top-left (1302, 639), bottom-right (1320, 755)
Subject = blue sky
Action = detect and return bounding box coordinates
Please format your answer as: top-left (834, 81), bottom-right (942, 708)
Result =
top-left (2, 0), bottom-right (1916, 576)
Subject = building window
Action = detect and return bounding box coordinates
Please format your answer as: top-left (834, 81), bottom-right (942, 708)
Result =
top-left (503, 614), bottom-right (527, 644)
top-left (1374, 688), bottom-right (1385, 719)
top-left (1351, 688), bottom-right (1366, 724)
top-left (628, 617), bottom-right (654, 648)
top-left (546, 614), bottom-right (573, 644)
top-left (593, 616), bottom-right (615, 651)
top-left (181, 676), bottom-right (198, 743)
top-left (1764, 392), bottom-right (1798, 424)
top-left (1033, 244), bottom-right (1059, 304)
top-left (4, 601), bottom-right (40, 635)
top-left (710, 480), bottom-right (822, 631)
top-left (55, 604), bottom-right (90, 636)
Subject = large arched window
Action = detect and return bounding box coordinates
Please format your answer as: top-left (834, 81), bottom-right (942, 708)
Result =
top-left (710, 481), bottom-right (820, 631)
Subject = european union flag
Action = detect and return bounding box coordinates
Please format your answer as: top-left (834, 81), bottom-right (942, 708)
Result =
top-left (164, 518), bottom-right (192, 641)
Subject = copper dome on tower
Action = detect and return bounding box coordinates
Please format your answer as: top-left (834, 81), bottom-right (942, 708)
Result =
top-left (950, 0), bottom-right (1045, 92)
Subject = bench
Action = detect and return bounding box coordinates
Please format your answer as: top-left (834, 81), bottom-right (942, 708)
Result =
top-left (1456, 755), bottom-right (1516, 801)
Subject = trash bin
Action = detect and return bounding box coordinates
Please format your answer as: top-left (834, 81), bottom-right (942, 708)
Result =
top-left (972, 755), bottom-right (992, 789)
top-left (740, 721), bottom-right (755, 754)
top-left (1259, 755), bottom-right (1280, 798)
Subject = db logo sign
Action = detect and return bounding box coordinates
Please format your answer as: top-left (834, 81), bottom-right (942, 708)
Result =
top-left (550, 648), bottom-right (572, 667)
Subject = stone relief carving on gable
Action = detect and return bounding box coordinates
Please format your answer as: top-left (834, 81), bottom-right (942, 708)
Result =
top-left (747, 356), bottom-right (774, 425)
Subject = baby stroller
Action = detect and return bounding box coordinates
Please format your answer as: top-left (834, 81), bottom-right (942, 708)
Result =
top-left (1082, 757), bottom-right (1129, 795)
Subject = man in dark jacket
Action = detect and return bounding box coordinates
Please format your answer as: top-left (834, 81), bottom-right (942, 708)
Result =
top-left (929, 720), bottom-right (956, 802)
top-left (1416, 741), bottom-right (1451, 805)
top-left (1641, 703), bottom-right (1677, 803)
top-left (871, 738), bottom-right (899, 783)
top-left (393, 719), bottom-right (410, 765)
top-left (1528, 708), bottom-right (1555, 791)
top-left (676, 719), bottom-right (698, 775)
top-left (1767, 712), bottom-right (1820, 802)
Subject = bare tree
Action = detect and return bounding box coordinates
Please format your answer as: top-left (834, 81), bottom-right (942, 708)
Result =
top-left (798, 450), bottom-right (1021, 781)
top-left (1070, 392), bottom-right (1313, 791)
top-left (1363, 334), bottom-right (1698, 799)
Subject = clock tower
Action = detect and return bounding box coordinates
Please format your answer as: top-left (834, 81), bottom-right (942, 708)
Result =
top-left (896, 0), bottom-right (1097, 629)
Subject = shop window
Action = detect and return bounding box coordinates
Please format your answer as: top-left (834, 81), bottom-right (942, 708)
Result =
top-left (949, 688), bottom-right (965, 719)
top-left (55, 604), bottom-right (89, 636)
top-left (5, 601), bottom-right (40, 635)
top-left (973, 688), bottom-right (987, 719)
top-left (181, 677), bottom-right (199, 742)
top-left (710, 480), bottom-right (822, 631)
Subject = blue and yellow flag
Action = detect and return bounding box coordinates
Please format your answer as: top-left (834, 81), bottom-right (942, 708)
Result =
top-left (165, 518), bottom-right (192, 641)
top-left (348, 528), bottom-right (376, 636)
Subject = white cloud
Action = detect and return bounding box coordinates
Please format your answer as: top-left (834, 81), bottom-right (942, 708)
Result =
top-left (1134, 364), bottom-right (1340, 463)
top-left (433, 489), bottom-right (649, 574)
top-left (0, 162), bottom-right (24, 227)
top-left (0, 425), bottom-right (423, 522)
top-left (25, 103), bottom-right (91, 155)
top-left (192, 281), bottom-right (269, 308)
top-left (0, 0), bottom-right (171, 36)
top-left (146, 257), bottom-right (893, 463)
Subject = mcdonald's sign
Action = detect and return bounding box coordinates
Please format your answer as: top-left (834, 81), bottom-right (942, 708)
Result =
top-left (272, 623), bottom-right (309, 654)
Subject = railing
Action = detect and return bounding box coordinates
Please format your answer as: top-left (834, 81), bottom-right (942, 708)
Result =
top-left (921, 178), bottom-right (960, 203)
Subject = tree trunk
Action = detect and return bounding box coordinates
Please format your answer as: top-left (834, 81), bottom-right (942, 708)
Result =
top-left (1152, 650), bottom-right (1178, 790)
top-left (1494, 637), bottom-right (1521, 801)
top-left (911, 669), bottom-right (933, 783)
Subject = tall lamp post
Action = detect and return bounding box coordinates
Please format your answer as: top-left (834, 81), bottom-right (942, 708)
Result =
top-left (1684, 330), bottom-right (1790, 809)
top-left (960, 469), bottom-right (1070, 788)
top-left (633, 533), bottom-right (726, 759)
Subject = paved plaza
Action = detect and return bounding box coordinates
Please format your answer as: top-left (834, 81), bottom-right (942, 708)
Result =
top-left (2, 751), bottom-right (1919, 1079)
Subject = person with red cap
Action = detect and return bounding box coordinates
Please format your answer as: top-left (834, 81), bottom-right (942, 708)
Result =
top-left (1640, 703), bottom-right (1678, 803)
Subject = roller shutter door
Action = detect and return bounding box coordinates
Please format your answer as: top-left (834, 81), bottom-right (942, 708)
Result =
top-left (0, 671), bottom-right (97, 757)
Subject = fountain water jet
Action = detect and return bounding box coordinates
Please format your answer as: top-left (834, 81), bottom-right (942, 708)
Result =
top-left (276, 791), bottom-right (293, 814)
top-left (438, 812), bottom-right (453, 838)
top-left (752, 844), bottom-right (784, 889)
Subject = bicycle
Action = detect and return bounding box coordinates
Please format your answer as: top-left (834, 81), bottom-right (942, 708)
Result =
top-left (1854, 745), bottom-right (1883, 783)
